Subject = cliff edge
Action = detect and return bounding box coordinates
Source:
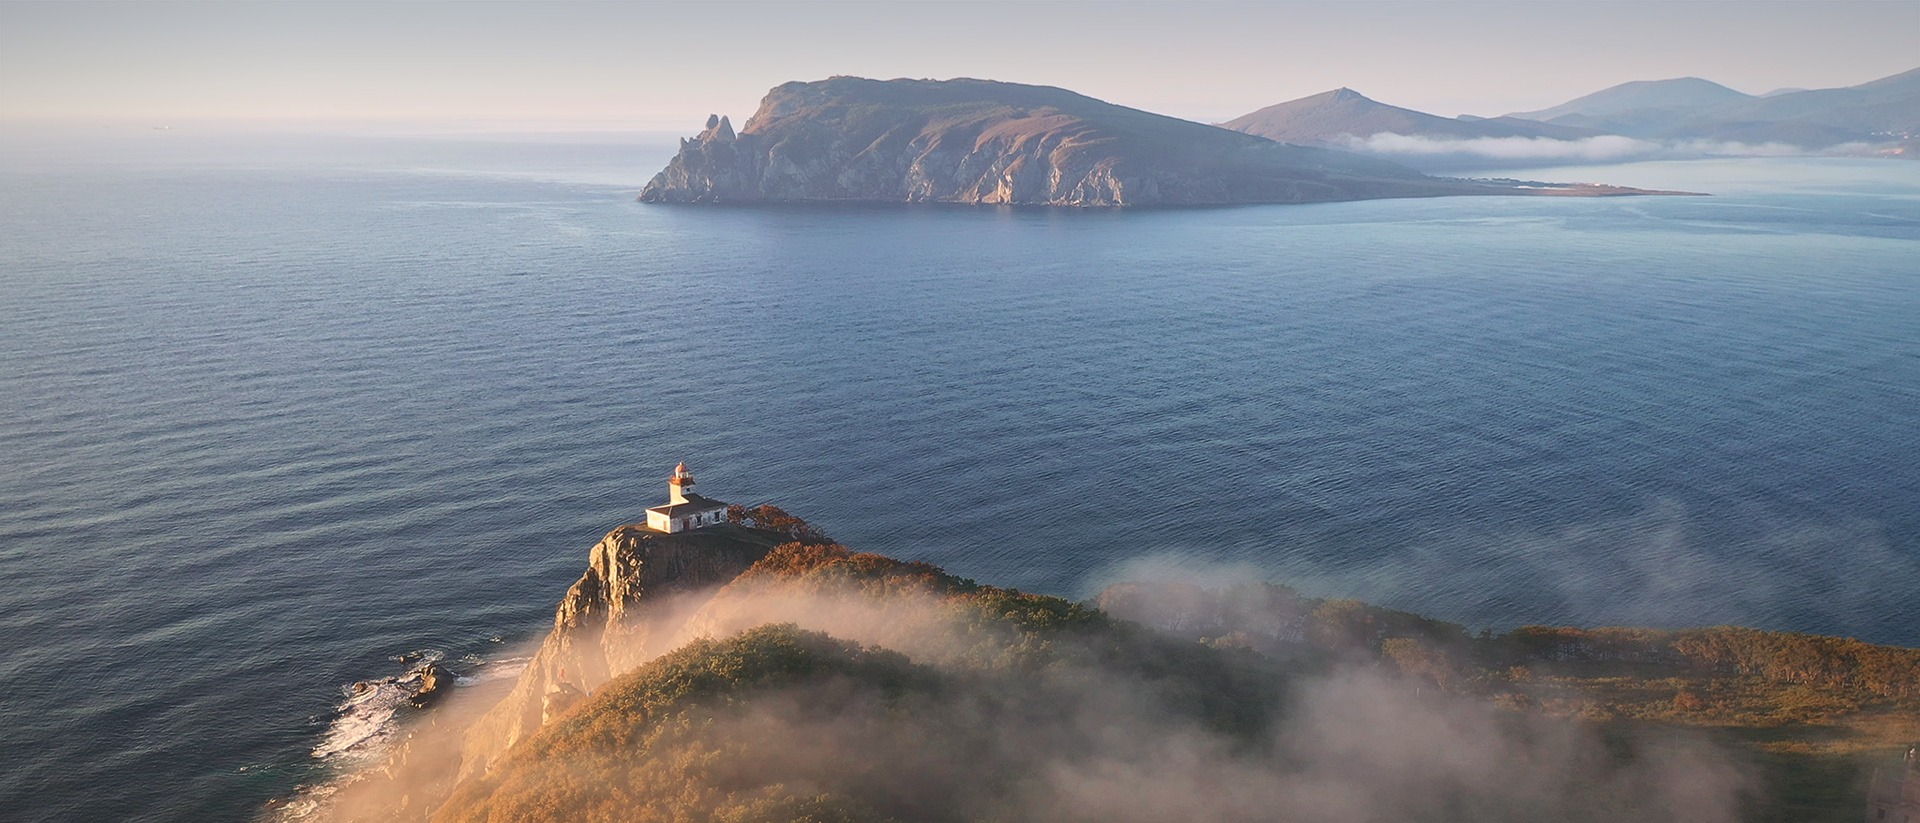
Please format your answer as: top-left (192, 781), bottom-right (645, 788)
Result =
top-left (454, 523), bottom-right (788, 779)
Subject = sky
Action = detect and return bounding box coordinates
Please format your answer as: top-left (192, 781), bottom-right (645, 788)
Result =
top-left (3, 0), bottom-right (1918, 131)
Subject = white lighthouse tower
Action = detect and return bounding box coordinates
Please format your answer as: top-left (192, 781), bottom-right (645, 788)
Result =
top-left (667, 462), bottom-right (694, 504)
top-left (645, 462), bottom-right (729, 533)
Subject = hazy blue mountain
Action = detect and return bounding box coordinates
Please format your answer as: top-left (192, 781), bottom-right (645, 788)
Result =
top-left (1691, 66), bottom-right (1920, 141)
top-left (1508, 77), bottom-right (1755, 124)
top-left (1223, 88), bottom-right (1605, 147)
top-left (1509, 68), bottom-right (1920, 148)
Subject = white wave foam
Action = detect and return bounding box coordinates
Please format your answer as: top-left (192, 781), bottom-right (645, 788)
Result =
top-left (310, 675), bottom-right (416, 760)
top-left (275, 646), bottom-right (531, 820)
top-left (308, 650), bottom-right (530, 762)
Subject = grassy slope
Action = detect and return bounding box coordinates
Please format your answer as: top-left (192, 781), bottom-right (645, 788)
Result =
top-left (434, 524), bottom-right (1287, 823)
top-left (435, 510), bottom-right (1913, 822)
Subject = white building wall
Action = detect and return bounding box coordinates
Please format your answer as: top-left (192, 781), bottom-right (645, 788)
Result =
top-left (649, 507), bottom-right (724, 533)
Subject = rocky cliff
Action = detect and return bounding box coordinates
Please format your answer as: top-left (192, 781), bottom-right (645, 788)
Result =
top-left (453, 524), bottom-right (787, 780)
top-left (637, 76), bottom-right (1551, 207)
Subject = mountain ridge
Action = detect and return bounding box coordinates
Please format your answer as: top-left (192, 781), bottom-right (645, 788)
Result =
top-left (1507, 77), bottom-right (1756, 123)
top-left (1509, 67), bottom-right (1920, 146)
top-left (1222, 87), bottom-right (1604, 147)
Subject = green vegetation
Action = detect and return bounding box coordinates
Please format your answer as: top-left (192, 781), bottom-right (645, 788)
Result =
top-left (435, 624), bottom-right (930, 823)
top-left (430, 511), bottom-right (1916, 823)
top-left (434, 565), bottom-right (1287, 823)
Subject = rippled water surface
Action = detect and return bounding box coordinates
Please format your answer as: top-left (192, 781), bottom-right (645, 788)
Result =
top-left (3, 133), bottom-right (1919, 822)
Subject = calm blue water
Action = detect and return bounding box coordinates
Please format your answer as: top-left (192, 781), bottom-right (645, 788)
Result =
top-left (3, 131), bottom-right (1919, 822)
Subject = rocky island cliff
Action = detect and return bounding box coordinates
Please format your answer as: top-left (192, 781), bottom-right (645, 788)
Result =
top-left (637, 77), bottom-right (1677, 207)
top-left (318, 505), bottom-right (1920, 823)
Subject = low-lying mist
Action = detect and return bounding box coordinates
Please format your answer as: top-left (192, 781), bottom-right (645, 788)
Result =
top-left (1343, 131), bottom-right (1880, 169)
top-left (368, 539), bottom-right (1757, 823)
top-left (1094, 501), bottom-right (1920, 642)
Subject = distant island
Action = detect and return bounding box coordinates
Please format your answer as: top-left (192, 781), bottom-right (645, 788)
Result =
top-left (637, 77), bottom-right (1690, 207)
top-left (308, 466), bottom-right (1920, 823)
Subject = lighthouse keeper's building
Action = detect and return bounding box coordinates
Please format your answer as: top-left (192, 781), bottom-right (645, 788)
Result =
top-left (645, 463), bottom-right (729, 533)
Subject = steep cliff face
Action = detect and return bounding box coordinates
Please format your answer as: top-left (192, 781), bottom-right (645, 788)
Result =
top-left (637, 76), bottom-right (1509, 207)
top-left (454, 524), bottom-right (785, 779)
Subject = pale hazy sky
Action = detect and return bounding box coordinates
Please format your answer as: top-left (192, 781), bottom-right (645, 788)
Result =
top-left (4, 0), bottom-right (1917, 130)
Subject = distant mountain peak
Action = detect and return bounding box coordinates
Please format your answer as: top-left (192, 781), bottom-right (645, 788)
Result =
top-left (1508, 77), bottom-right (1753, 122)
top-left (1222, 87), bottom-right (1605, 149)
top-left (1505, 65), bottom-right (1920, 146)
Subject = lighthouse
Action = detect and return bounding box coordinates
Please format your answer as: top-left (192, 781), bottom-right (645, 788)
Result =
top-left (645, 462), bottom-right (730, 533)
top-left (668, 462), bottom-right (694, 504)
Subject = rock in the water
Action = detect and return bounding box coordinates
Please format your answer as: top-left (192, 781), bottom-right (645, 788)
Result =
top-left (410, 661), bottom-right (454, 708)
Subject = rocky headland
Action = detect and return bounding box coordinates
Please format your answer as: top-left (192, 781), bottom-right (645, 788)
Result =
top-left (313, 505), bottom-right (1920, 823)
top-left (637, 77), bottom-right (1684, 207)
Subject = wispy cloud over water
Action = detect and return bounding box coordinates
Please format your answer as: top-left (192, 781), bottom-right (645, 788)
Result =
top-left (1091, 502), bottom-right (1920, 636)
top-left (1348, 133), bottom-right (1859, 163)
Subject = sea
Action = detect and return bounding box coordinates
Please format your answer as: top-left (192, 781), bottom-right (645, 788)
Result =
top-left (2, 127), bottom-right (1919, 823)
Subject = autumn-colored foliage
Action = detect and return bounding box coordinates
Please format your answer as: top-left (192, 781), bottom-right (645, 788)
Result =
top-left (734, 540), bottom-right (974, 600)
top-left (435, 605), bottom-right (1285, 822)
top-left (727, 504), bottom-right (831, 543)
top-left (436, 625), bottom-right (932, 823)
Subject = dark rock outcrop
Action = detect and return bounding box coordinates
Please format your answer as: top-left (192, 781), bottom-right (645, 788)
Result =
top-left (409, 662), bottom-right (453, 708)
top-left (638, 76), bottom-right (1542, 207)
